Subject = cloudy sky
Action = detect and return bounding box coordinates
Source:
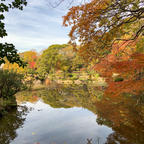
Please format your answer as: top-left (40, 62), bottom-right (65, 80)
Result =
top-left (2, 0), bottom-right (73, 52)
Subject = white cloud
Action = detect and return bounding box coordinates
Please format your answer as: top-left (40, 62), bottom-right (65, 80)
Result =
top-left (1, 33), bottom-right (69, 52)
top-left (1, 0), bottom-right (70, 52)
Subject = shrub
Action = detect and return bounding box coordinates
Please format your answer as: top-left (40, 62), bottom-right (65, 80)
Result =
top-left (0, 69), bottom-right (25, 99)
top-left (70, 73), bottom-right (79, 80)
top-left (114, 77), bottom-right (124, 82)
top-left (67, 73), bottom-right (73, 77)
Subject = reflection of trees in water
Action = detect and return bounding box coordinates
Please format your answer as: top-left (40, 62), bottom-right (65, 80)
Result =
top-left (40, 87), bottom-right (144, 144)
top-left (16, 85), bottom-right (99, 111)
top-left (41, 86), bottom-right (91, 108)
top-left (104, 123), bottom-right (144, 144)
top-left (16, 85), bottom-right (144, 144)
top-left (0, 106), bottom-right (29, 144)
top-left (86, 138), bottom-right (101, 144)
top-left (96, 92), bottom-right (144, 144)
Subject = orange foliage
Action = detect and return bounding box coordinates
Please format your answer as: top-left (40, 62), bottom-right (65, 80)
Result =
top-left (21, 51), bottom-right (37, 69)
top-left (45, 78), bottom-right (51, 86)
top-left (93, 39), bottom-right (144, 98)
top-left (3, 51), bottom-right (38, 72)
top-left (95, 89), bottom-right (144, 143)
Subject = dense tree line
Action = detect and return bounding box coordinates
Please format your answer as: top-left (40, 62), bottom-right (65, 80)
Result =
top-left (3, 44), bottom-right (86, 81)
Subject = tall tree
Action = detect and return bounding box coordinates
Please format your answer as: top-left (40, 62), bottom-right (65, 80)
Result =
top-left (0, 0), bottom-right (27, 66)
top-left (63, 0), bottom-right (144, 98)
top-left (36, 44), bottom-right (68, 78)
top-left (63, 0), bottom-right (144, 61)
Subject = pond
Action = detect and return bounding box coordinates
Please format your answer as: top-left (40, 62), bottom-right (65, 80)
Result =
top-left (0, 85), bottom-right (144, 144)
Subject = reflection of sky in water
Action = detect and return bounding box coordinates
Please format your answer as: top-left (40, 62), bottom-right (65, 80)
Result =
top-left (11, 100), bottom-right (112, 144)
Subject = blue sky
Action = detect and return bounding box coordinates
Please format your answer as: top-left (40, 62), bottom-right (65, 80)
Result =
top-left (2, 0), bottom-right (72, 52)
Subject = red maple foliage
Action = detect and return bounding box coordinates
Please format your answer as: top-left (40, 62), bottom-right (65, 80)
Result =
top-left (93, 40), bottom-right (144, 97)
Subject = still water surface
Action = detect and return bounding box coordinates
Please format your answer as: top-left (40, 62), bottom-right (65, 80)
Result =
top-left (11, 100), bottom-right (112, 144)
top-left (0, 85), bottom-right (144, 144)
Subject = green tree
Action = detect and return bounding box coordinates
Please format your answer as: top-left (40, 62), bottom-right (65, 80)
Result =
top-left (0, 0), bottom-right (27, 66)
top-left (37, 44), bottom-right (67, 78)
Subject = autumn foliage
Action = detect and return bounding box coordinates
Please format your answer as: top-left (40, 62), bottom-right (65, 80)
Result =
top-left (3, 51), bottom-right (38, 73)
top-left (63, 0), bottom-right (144, 99)
top-left (63, 0), bottom-right (144, 60)
top-left (93, 40), bottom-right (144, 97)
